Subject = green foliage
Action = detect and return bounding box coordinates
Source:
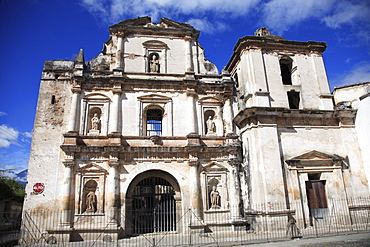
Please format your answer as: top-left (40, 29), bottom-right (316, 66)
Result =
top-left (0, 170), bottom-right (25, 203)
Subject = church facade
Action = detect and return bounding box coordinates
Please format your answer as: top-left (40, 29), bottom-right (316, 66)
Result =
top-left (24, 17), bottom-right (369, 240)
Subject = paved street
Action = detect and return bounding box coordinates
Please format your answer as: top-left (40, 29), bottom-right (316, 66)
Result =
top-left (246, 233), bottom-right (370, 247)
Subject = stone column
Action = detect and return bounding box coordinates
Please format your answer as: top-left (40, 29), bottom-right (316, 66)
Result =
top-left (116, 35), bottom-right (124, 69)
top-left (67, 88), bottom-right (81, 132)
top-left (60, 160), bottom-right (75, 227)
top-left (189, 160), bottom-right (203, 220)
top-left (187, 91), bottom-right (197, 134)
top-left (107, 161), bottom-right (119, 225)
top-left (109, 88), bottom-right (122, 134)
top-left (223, 98), bottom-right (234, 134)
top-left (185, 36), bottom-right (194, 72)
top-left (229, 160), bottom-right (243, 221)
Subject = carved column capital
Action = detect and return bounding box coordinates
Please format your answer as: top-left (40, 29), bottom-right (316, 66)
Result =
top-left (112, 83), bottom-right (122, 94)
top-left (186, 90), bottom-right (197, 97)
top-left (63, 150), bottom-right (74, 161)
top-left (184, 36), bottom-right (192, 41)
top-left (71, 87), bottom-right (82, 94)
top-left (108, 161), bottom-right (120, 168)
top-left (63, 161), bottom-right (75, 168)
top-left (228, 158), bottom-right (241, 167)
top-left (112, 89), bottom-right (122, 95)
top-left (188, 160), bottom-right (199, 167)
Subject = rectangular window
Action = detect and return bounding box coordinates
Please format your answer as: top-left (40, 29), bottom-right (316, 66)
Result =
top-left (287, 91), bottom-right (300, 109)
top-left (146, 120), bottom-right (162, 136)
top-left (146, 108), bottom-right (163, 136)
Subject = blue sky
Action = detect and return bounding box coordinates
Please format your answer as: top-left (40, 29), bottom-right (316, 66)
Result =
top-left (0, 0), bottom-right (369, 173)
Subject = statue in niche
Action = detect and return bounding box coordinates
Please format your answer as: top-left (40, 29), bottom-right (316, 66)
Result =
top-left (206, 116), bottom-right (216, 134)
top-left (210, 186), bottom-right (220, 209)
top-left (91, 113), bottom-right (100, 131)
top-left (150, 54), bottom-right (160, 73)
top-left (86, 191), bottom-right (96, 212)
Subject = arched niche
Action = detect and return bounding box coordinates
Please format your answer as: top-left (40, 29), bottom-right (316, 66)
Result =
top-left (198, 97), bottom-right (223, 136)
top-left (80, 93), bottom-right (111, 136)
top-left (143, 40), bottom-right (168, 73)
top-left (82, 180), bottom-right (98, 213)
top-left (75, 163), bottom-right (107, 215)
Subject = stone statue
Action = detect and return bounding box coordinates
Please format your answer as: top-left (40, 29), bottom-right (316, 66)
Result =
top-left (86, 191), bottom-right (96, 212)
top-left (206, 116), bottom-right (216, 134)
top-left (150, 55), bottom-right (159, 73)
top-left (210, 186), bottom-right (220, 209)
top-left (91, 113), bottom-right (100, 131)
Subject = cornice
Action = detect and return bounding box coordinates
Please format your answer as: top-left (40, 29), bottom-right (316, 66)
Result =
top-left (234, 107), bottom-right (357, 129)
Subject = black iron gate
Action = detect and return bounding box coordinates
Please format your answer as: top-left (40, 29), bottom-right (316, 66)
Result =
top-left (131, 177), bottom-right (176, 234)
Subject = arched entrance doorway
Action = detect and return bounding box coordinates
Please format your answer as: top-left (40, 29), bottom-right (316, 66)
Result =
top-left (126, 170), bottom-right (181, 235)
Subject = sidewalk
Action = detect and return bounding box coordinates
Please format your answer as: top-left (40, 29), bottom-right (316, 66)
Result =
top-left (246, 232), bottom-right (370, 246)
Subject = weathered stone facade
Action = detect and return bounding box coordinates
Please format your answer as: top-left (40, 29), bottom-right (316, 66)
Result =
top-left (24, 17), bottom-right (369, 240)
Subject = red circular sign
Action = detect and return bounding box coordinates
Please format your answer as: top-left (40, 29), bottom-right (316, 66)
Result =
top-left (33, 183), bottom-right (45, 194)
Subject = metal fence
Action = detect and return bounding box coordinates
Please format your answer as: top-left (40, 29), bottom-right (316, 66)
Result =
top-left (1, 197), bottom-right (369, 246)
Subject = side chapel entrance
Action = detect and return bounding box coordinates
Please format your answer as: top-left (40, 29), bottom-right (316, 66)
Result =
top-left (306, 179), bottom-right (328, 226)
top-left (126, 170), bottom-right (180, 235)
top-left (286, 150), bottom-right (346, 228)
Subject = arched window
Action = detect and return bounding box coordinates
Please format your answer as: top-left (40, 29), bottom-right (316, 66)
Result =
top-left (280, 57), bottom-right (293, 85)
top-left (146, 108), bottom-right (163, 136)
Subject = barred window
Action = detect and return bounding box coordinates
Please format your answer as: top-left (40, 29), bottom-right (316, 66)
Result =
top-left (146, 108), bottom-right (163, 136)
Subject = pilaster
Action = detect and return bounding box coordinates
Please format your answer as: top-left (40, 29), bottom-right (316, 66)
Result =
top-left (67, 86), bottom-right (81, 133)
top-left (186, 90), bottom-right (198, 134)
top-left (116, 34), bottom-right (124, 69)
top-left (107, 159), bottom-right (120, 226)
top-left (185, 36), bottom-right (194, 72)
top-left (188, 160), bottom-right (203, 220)
top-left (60, 158), bottom-right (75, 227)
top-left (109, 84), bottom-right (122, 134)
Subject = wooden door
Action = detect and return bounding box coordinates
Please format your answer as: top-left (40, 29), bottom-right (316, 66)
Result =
top-left (306, 180), bottom-right (328, 226)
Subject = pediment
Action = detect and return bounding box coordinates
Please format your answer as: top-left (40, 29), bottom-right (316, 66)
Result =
top-left (203, 162), bottom-right (228, 172)
top-left (198, 96), bottom-right (223, 105)
top-left (77, 163), bottom-right (107, 174)
top-left (286, 150), bottom-right (344, 168)
top-left (110, 17), bottom-right (151, 28)
top-left (110, 17), bottom-right (196, 31)
top-left (159, 18), bottom-right (196, 30)
top-left (83, 93), bottom-right (110, 101)
top-left (143, 40), bottom-right (168, 49)
top-left (138, 94), bottom-right (172, 103)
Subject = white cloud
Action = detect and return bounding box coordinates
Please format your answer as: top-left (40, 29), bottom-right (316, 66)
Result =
top-left (261, 0), bottom-right (335, 34)
top-left (23, 131), bottom-right (33, 138)
top-left (188, 18), bottom-right (227, 34)
top-left (0, 125), bottom-right (19, 148)
top-left (323, 1), bottom-right (369, 29)
top-left (335, 62), bottom-right (370, 86)
top-left (0, 112), bottom-right (6, 116)
top-left (0, 150), bottom-right (30, 173)
top-left (0, 167), bottom-right (17, 179)
top-left (0, 125), bottom-right (32, 148)
top-left (81, 0), bottom-right (260, 24)
top-left (261, 0), bottom-right (370, 36)
top-left (79, 0), bottom-right (370, 50)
